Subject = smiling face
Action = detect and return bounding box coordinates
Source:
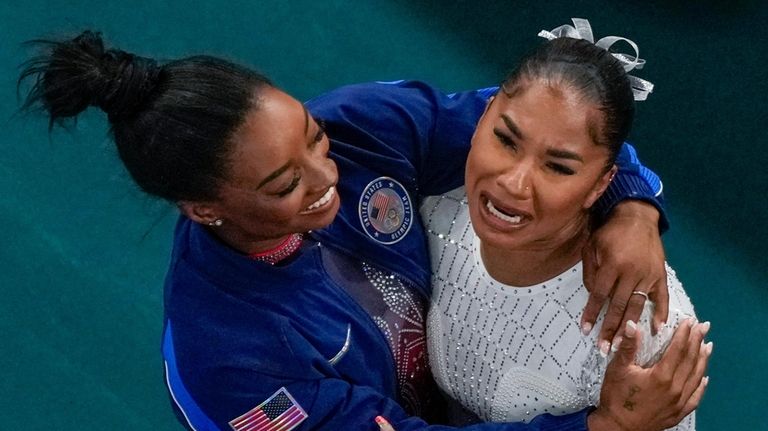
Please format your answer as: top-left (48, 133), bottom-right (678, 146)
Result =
top-left (184, 87), bottom-right (340, 247)
top-left (465, 79), bottom-right (616, 252)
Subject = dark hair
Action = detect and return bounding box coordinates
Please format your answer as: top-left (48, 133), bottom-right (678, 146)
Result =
top-left (19, 30), bottom-right (272, 202)
top-left (502, 38), bottom-right (635, 165)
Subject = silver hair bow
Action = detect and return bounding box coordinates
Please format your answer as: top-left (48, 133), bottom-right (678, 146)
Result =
top-left (538, 18), bottom-right (654, 101)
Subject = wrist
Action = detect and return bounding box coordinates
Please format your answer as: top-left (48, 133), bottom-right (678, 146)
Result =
top-left (587, 408), bottom-right (624, 431)
top-left (611, 199), bottom-right (660, 225)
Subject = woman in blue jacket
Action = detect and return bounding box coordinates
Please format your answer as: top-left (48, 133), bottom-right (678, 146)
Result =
top-left (19, 31), bottom-right (708, 431)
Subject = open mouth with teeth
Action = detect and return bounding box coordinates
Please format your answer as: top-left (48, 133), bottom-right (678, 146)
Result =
top-left (301, 186), bottom-right (336, 213)
top-left (485, 199), bottom-right (524, 225)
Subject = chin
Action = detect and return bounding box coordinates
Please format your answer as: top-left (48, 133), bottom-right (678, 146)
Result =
top-left (474, 224), bottom-right (528, 252)
top-left (306, 195), bottom-right (341, 231)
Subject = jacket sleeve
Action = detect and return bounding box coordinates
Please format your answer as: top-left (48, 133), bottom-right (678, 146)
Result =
top-left (591, 142), bottom-right (670, 233)
top-left (164, 318), bottom-right (591, 431)
top-left (169, 368), bottom-right (591, 431)
top-left (305, 80), bottom-right (491, 197)
top-left (307, 81), bottom-right (669, 232)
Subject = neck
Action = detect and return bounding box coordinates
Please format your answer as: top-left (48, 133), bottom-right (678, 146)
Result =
top-left (480, 220), bottom-right (589, 287)
top-left (210, 225), bottom-right (297, 255)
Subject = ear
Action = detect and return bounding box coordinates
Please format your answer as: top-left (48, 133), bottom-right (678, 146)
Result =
top-left (177, 201), bottom-right (222, 226)
top-left (583, 164), bottom-right (618, 209)
top-left (483, 95), bottom-right (496, 115)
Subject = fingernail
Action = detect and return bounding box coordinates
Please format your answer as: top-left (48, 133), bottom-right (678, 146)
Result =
top-left (687, 318), bottom-right (696, 328)
top-left (376, 416), bottom-right (395, 431)
top-left (625, 320), bottom-right (637, 337)
top-left (581, 322), bottom-right (593, 336)
top-left (652, 318), bottom-right (664, 334)
top-left (703, 376), bottom-right (710, 386)
top-left (599, 340), bottom-right (610, 358)
top-left (705, 341), bottom-right (714, 355)
top-left (700, 321), bottom-right (711, 335)
top-left (611, 336), bottom-right (623, 353)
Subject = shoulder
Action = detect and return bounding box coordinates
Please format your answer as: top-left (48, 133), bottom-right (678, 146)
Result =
top-left (635, 262), bottom-right (697, 365)
top-left (420, 187), bottom-right (469, 235)
top-left (306, 80), bottom-right (439, 120)
top-left (665, 262), bottom-right (696, 316)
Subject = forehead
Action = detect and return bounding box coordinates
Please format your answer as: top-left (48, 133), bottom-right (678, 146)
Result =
top-left (495, 80), bottom-right (601, 148)
top-left (227, 88), bottom-right (308, 183)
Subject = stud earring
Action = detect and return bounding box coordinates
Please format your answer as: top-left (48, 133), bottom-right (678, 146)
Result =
top-left (208, 219), bottom-right (224, 227)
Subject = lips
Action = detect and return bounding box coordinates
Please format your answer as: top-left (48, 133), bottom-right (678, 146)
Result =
top-left (486, 200), bottom-right (522, 224)
top-left (300, 186), bottom-right (336, 214)
top-left (481, 194), bottom-right (532, 228)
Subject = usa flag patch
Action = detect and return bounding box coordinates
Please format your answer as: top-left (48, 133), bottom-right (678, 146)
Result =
top-left (358, 176), bottom-right (413, 245)
top-left (229, 387), bottom-right (308, 431)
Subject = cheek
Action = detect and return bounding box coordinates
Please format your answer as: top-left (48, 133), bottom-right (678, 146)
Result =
top-left (467, 137), bottom-right (503, 182)
top-left (225, 192), bottom-right (303, 228)
top-left (536, 183), bottom-right (593, 220)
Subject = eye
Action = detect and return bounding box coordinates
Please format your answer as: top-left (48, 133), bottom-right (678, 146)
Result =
top-left (277, 170), bottom-right (301, 197)
top-left (493, 129), bottom-right (517, 151)
top-left (310, 118), bottom-right (327, 149)
top-left (546, 162), bottom-right (575, 176)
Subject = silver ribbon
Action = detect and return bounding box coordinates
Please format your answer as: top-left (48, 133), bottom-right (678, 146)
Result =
top-left (538, 18), bottom-right (654, 101)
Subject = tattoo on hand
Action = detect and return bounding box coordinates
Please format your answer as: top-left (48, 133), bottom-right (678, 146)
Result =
top-left (623, 385), bottom-right (641, 411)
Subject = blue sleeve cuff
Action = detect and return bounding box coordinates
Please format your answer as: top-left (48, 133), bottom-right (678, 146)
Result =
top-left (530, 407), bottom-right (591, 431)
top-left (592, 171), bottom-right (670, 234)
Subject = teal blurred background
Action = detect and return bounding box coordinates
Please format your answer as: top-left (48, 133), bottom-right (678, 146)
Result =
top-left (1, 1), bottom-right (765, 429)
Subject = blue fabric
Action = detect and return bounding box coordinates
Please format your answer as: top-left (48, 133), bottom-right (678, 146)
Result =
top-left (592, 142), bottom-right (669, 232)
top-left (162, 80), bottom-right (663, 430)
top-left (162, 322), bottom-right (218, 430)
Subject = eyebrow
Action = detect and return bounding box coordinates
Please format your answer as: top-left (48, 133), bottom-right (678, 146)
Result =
top-left (256, 106), bottom-right (312, 190)
top-left (500, 114), bottom-right (525, 140)
top-left (546, 147), bottom-right (584, 162)
top-left (256, 162), bottom-right (291, 190)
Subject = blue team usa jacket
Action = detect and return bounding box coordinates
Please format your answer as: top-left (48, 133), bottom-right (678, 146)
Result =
top-left (161, 81), bottom-right (665, 431)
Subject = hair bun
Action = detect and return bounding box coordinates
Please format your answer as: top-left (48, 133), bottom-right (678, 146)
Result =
top-left (95, 44), bottom-right (161, 118)
top-left (20, 30), bottom-right (161, 121)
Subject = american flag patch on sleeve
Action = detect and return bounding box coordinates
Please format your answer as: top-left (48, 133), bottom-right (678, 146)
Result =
top-left (228, 387), bottom-right (308, 431)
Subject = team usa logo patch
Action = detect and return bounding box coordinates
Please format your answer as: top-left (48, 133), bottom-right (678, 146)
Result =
top-left (359, 177), bottom-right (413, 245)
top-left (228, 387), bottom-right (307, 431)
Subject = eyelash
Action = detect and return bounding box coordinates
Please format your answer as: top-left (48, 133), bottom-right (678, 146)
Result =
top-left (277, 170), bottom-right (301, 197)
top-left (547, 163), bottom-right (575, 176)
top-left (494, 129), bottom-right (575, 176)
top-left (494, 129), bottom-right (517, 151)
top-left (277, 120), bottom-right (327, 197)
top-left (311, 119), bottom-right (327, 148)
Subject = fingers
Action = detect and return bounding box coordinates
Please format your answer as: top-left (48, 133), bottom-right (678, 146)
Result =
top-left (607, 281), bottom-right (651, 353)
top-left (375, 416), bottom-right (395, 431)
top-left (612, 320), bottom-right (643, 367)
top-left (679, 376), bottom-right (710, 420)
top-left (649, 277), bottom-right (669, 335)
top-left (672, 322), bottom-right (710, 390)
top-left (597, 275), bottom-right (641, 356)
top-left (580, 244), bottom-right (601, 336)
top-left (582, 263), bottom-right (619, 340)
top-left (655, 318), bottom-right (695, 377)
top-left (680, 339), bottom-right (713, 401)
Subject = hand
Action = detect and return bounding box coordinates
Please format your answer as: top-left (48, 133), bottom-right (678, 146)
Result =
top-left (375, 416), bottom-right (396, 431)
top-left (582, 200), bottom-right (669, 354)
top-left (588, 319), bottom-right (712, 431)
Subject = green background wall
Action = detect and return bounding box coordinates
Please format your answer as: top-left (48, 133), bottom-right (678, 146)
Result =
top-left (1, 1), bottom-right (765, 429)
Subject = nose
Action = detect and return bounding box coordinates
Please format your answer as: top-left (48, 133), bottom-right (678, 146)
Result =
top-left (304, 150), bottom-right (337, 192)
top-left (495, 162), bottom-right (532, 198)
